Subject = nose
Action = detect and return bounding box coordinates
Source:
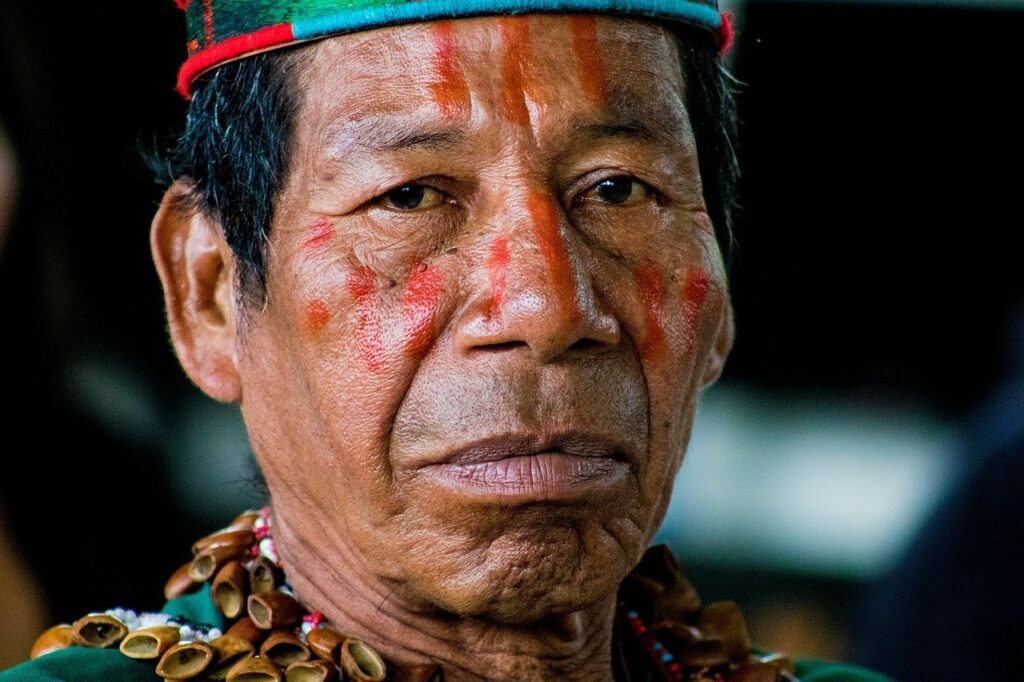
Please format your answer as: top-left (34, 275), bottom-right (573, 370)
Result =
top-left (455, 192), bottom-right (620, 363)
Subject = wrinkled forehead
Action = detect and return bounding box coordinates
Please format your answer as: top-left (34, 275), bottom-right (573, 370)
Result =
top-left (289, 15), bottom-right (690, 149)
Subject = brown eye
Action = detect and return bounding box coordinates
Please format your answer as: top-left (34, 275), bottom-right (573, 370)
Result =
top-left (589, 176), bottom-right (650, 205)
top-left (382, 184), bottom-right (446, 211)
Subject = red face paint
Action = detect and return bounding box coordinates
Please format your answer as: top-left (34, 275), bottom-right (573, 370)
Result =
top-left (634, 262), bottom-right (666, 360)
top-left (401, 263), bottom-right (445, 358)
top-left (681, 267), bottom-right (711, 348)
top-left (486, 238), bottom-right (511, 319)
top-left (499, 17), bottom-right (532, 127)
top-left (346, 267), bottom-right (386, 372)
top-left (302, 218), bottom-right (335, 260)
top-left (569, 16), bottom-right (608, 105)
top-left (430, 21), bottom-right (471, 120)
top-left (304, 299), bottom-right (330, 336)
top-left (527, 192), bottom-right (580, 323)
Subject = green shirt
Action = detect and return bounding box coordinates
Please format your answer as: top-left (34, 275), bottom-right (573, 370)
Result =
top-left (0, 587), bottom-right (892, 682)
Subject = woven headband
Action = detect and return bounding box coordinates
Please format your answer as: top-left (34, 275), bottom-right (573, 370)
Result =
top-left (175, 0), bottom-right (732, 98)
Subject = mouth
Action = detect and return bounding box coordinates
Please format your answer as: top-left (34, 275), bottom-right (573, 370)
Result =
top-left (417, 432), bottom-right (632, 502)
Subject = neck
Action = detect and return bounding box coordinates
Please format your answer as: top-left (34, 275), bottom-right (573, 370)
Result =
top-left (273, 512), bottom-right (617, 682)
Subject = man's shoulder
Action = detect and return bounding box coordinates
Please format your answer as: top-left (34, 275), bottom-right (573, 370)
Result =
top-left (0, 648), bottom-right (156, 682)
top-left (795, 657), bottom-right (895, 682)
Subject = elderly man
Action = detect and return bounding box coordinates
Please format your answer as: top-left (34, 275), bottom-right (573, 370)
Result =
top-left (3, 1), bottom-right (888, 681)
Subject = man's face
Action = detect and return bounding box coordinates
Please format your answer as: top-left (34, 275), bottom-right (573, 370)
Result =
top-left (232, 15), bottom-right (730, 621)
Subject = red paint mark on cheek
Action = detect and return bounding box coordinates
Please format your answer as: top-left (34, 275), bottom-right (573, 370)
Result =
top-left (346, 267), bottom-right (386, 372)
top-left (569, 16), bottom-right (608, 105)
top-left (487, 238), bottom-right (511, 319)
top-left (402, 263), bottom-right (445, 358)
top-left (304, 299), bottom-right (330, 335)
top-left (526, 192), bottom-right (579, 321)
top-left (681, 267), bottom-right (711, 347)
top-left (499, 17), bottom-right (532, 126)
top-left (302, 218), bottom-right (335, 259)
top-left (430, 22), bottom-right (471, 120)
top-left (634, 262), bottom-right (666, 360)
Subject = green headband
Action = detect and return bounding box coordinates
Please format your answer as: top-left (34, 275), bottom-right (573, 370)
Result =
top-left (176, 0), bottom-right (730, 97)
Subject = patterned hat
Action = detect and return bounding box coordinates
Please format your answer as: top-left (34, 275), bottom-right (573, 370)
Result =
top-left (176, 0), bottom-right (732, 97)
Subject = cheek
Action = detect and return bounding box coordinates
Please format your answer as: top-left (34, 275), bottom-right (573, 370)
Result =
top-left (633, 261), bottom-right (667, 361)
top-left (302, 218), bottom-right (335, 260)
top-left (401, 263), bottom-right (445, 359)
top-left (303, 298), bottom-right (331, 336)
top-left (679, 266), bottom-right (711, 350)
top-left (347, 266), bottom-right (388, 373)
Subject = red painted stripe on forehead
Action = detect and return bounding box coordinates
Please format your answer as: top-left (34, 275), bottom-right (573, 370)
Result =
top-left (569, 16), bottom-right (608, 105)
top-left (430, 21), bottom-right (472, 120)
top-left (499, 17), bottom-right (532, 127)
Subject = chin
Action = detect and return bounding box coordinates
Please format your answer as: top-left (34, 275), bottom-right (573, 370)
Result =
top-left (395, 518), bottom-right (644, 624)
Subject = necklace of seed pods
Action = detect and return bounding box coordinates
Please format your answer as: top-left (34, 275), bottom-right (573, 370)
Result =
top-left (29, 509), bottom-right (798, 682)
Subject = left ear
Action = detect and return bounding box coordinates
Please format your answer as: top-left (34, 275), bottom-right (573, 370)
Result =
top-left (700, 296), bottom-right (734, 388)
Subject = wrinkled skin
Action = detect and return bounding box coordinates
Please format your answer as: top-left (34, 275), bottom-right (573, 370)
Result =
top-left (152, 14), bottom-right (733, 681)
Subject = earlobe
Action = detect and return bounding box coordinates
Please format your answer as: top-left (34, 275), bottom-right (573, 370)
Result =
top-left (151, 181), bottom-right (242, 402)
top-left (700, 296), bottom-right (734, 388)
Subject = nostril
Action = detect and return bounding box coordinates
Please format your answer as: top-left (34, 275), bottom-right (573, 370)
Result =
top-left (570, 338), bottom-right (604, 352)
top-left (476, 340), bottom-right (529, 354)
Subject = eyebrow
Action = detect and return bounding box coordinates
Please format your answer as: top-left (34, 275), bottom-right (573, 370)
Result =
top-left (322, 115), bottom-right (469, 161)
top-left (565, 87), bottom-right (689, 149)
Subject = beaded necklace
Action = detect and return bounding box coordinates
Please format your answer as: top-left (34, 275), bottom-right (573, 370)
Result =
top-left (30, 509), bottom-right (799, 682)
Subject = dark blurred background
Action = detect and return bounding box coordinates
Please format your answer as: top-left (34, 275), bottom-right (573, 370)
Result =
top-left (1, 0), bottom-right (1021, 678)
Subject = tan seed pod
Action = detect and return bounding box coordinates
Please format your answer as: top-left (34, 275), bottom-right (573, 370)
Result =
top-left (393, 664), bottom-right (443, 682)
top-left (249, 557), bottom-right (279, 595)
top-left (30, 624), bottom-right (75, 659)
top-left (228, 511), bottom-right (262, 532)
top-left (248, 592), bottom-right (300, 630)
top-left (165, 562), bottom-right (202, 601)
top-left (285, 659), bottom-right (339, 682)
top-left (731, 662), bottom-right (783, 682)
top-left (260, 631), bottom-right (312, 667)
top-left (156, 641), bottom-right (216, 679)
top-left (305, 628), bottom-right (344, 663)
top-left (213, 561), bottom-right (249, 619)
top-left (679, 637), bottom-right (729, 668)
top-left (340, 639), bottom-right (387, 682)
top-left (191, 545), bottom-right (248, 583)
top-left (119, 626), bottom-right (181, 660)
top-left (71, 614), bottom-right (128, 648)
top-left (226, 655), bottom-right (285, 681)
top-left (697, 601), bottom-right (751, 662)
top-left (226, 617), bottom-right (267, 646)
top-left (193, 529), bottom-right (257, 556)
top-left (207, 635), bottom-right (257, 680)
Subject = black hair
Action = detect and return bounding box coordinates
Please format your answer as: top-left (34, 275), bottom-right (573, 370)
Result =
top-left (151, 23), bottom-right (738, 305)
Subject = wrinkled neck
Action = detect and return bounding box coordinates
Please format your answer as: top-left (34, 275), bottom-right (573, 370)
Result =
top-left (272, 510), bottom-right (617, 682)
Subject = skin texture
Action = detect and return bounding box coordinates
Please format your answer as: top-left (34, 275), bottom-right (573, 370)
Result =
top-left (151, 14), bottom-right (733, 681)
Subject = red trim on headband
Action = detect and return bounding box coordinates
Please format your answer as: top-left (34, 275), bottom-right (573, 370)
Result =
top-left (717, 11), bottom-right (735, 56)
top-left (176, 23), bottom-right (295, 97)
